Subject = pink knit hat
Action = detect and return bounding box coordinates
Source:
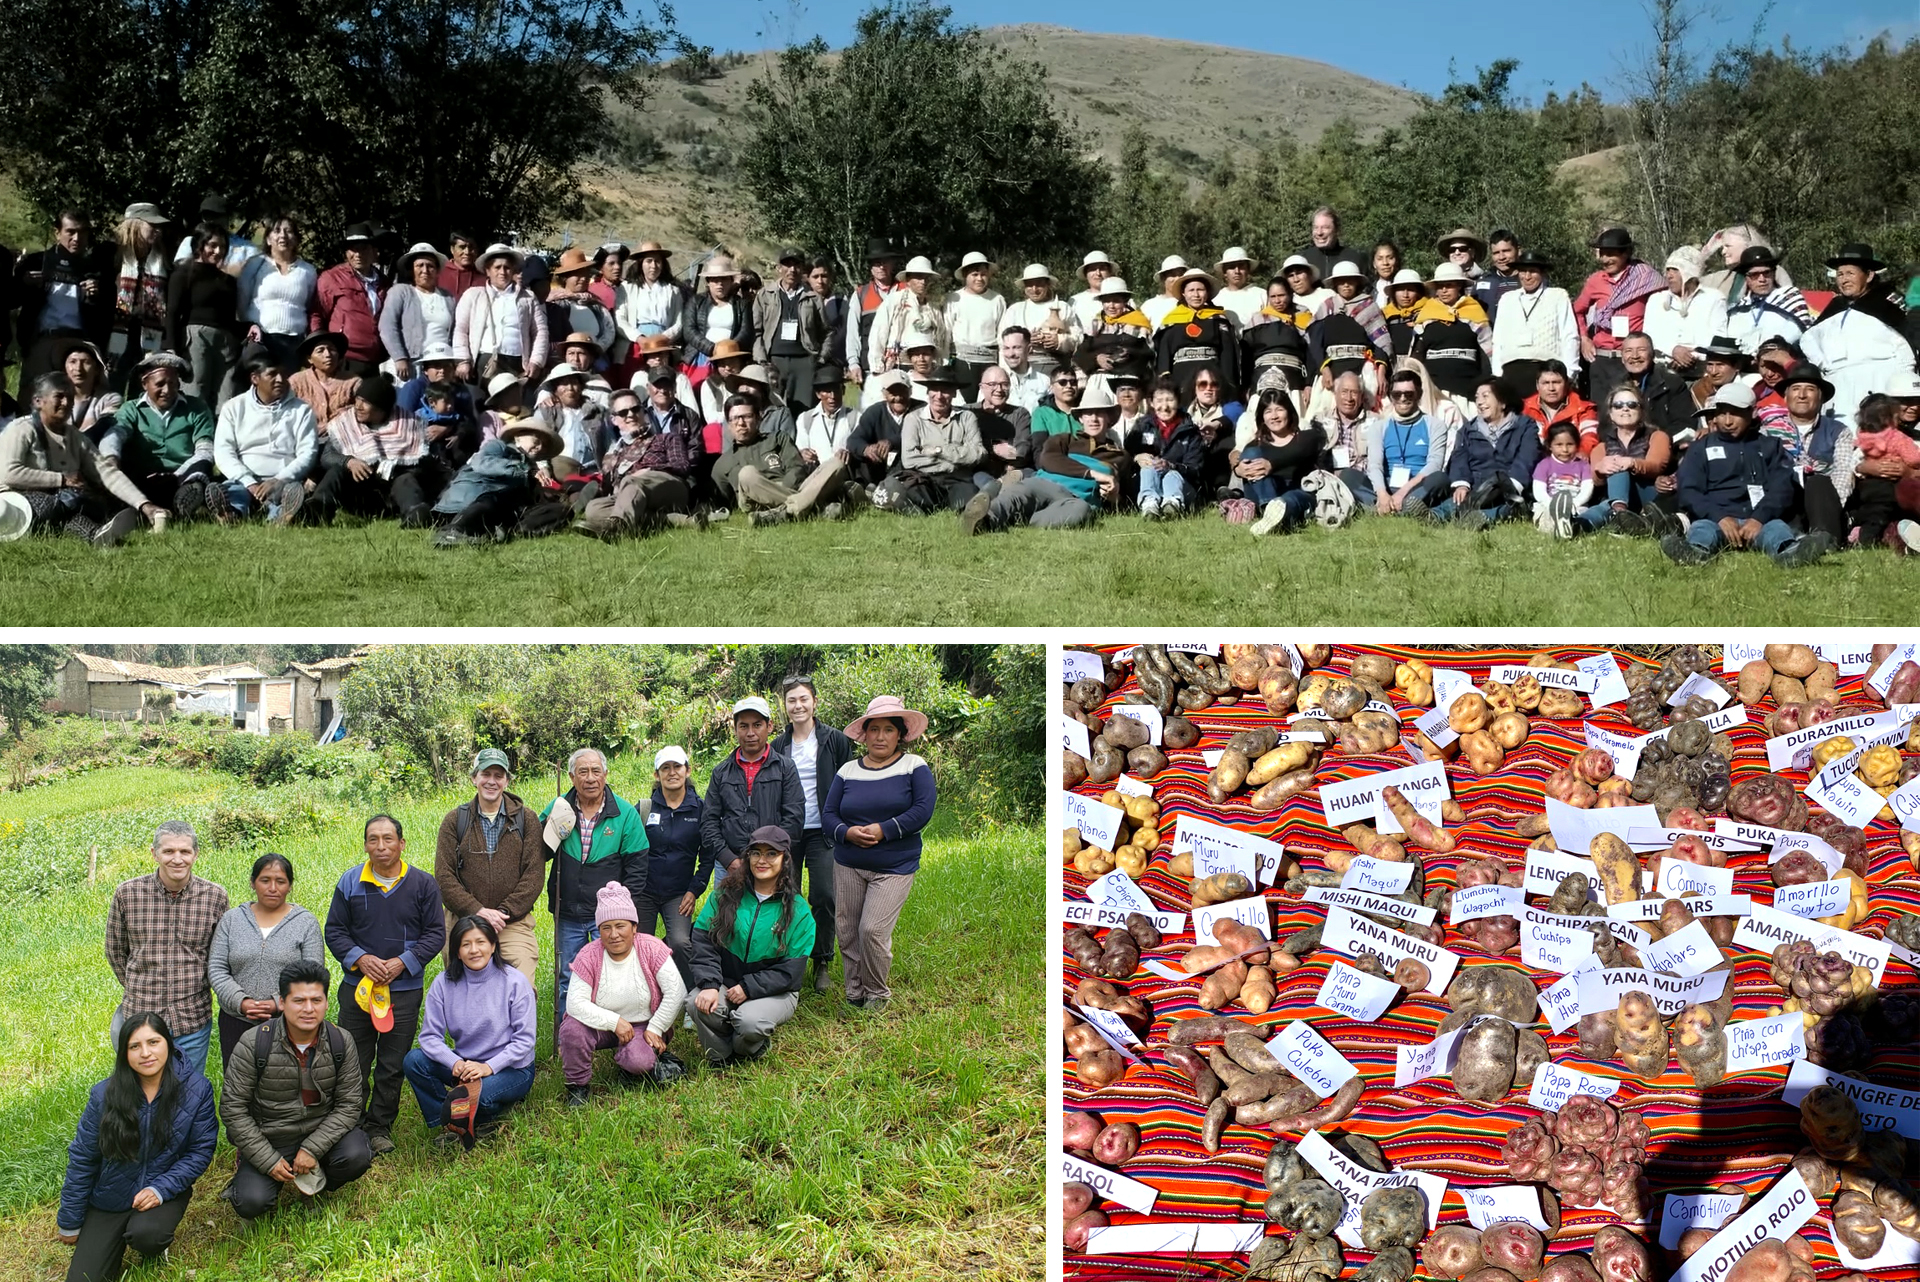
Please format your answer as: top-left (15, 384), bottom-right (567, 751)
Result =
top-left (594, 880), bottom-right (639, 928)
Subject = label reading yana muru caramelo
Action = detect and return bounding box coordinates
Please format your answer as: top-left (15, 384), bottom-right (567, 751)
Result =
top-left (1322, 906), bottom-right (1461, 996)
top-left (1667, 1168), bottom-right (1815, 1282)
top-left (1316, 961), bottom-right (1401, 1022)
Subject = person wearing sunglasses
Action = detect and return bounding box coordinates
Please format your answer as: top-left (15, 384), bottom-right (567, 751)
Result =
top-left (1365, 368), bottom-right (1452, 519)
top-left (1723, 246), bottom-right (1813, 355)
top-left (1029, 364), bottom-right (1082, 447)
top-left (1581, 385), bottom-right (1675, 536)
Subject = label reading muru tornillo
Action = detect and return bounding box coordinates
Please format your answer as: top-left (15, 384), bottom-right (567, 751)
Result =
top-left (1315, 961), bottom-right (1401, 1021)
top-left (1060, 1151), bottom-right (1159, 1215)
top-left (1319, 760), bottom-right (1450, 832)
top-left (1169, 815), bottom-right (1285, 887)
top-left (1341, 857), bottom-right (1416, 896)
top-left (1322, 906), bottom-right (1461, 996)
top-left (1063, 793), bottom-right (1126, 850)
top-left (1061, 650), bottom-right (1105, 682)
top-left (1488, 663), bottom-right (1597, 691)
top-left (1304, 885), bottom-right (1437, 927)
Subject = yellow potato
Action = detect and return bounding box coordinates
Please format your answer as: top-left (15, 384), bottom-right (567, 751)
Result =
top-left (1811, 736), bottom-right (1857, 771)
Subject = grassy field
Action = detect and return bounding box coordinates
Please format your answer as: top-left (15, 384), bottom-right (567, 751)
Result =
top-left (0, 507), bottom-right (1914, 626)
top-left (0, 766), bottom-right (1042, 1282)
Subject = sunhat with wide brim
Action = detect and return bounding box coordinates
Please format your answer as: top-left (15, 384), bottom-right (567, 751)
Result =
top-left (484, 372), bottom-right (525, 406)
top-left (1388, 268), bottom-right (1427, 291)
top-left (1177, 267), bottom-right (1218, 291)
top-left (558, 331), bottom-right (604, 360)
top-left (1095, 277), bottom-right (1133, 300)
top-left (1081, 250), bottom-right (1116, 274)
top-left (1215, 246), bottom-right (1256, 270)
top-left (1428, 263), bottom-right (1474, 287)
top-left (1019, 263), bottom-right (1059, 286)
top-left (898, 256), bottom-right (938, 279)
top-left (1072, 383), bottom-right (1121, 417)
top-left (478, 243), bottom-right (523, 269)
top-left (1324, 261), bottom-right (1367, 284)
top-left (1436, 227), bottom-right (1487, 260)
top-left (0, 492), bottom-right (33, 542)
top-left (845, 694), bottom-right (928, 741)
top-left (539, 362), bottom-right (588, 389)
top-left (953, 251), bottom-right (996, 282)
top-left (1280, 255), bottom-right (1319, 280)
top-left (397, 242), bottom-right (446, 272)
top-left (500, 418), bottom-right (563, 458)
top-left (1157, 255), bottom-right (1189, 279)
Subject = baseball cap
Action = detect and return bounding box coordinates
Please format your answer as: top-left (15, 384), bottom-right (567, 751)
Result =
top-left (654, 746), bottom-right (689, 769)
top-left (731, 696), bottom-right (772, 720)
top-left (471, 747), bottom-right (512, 776)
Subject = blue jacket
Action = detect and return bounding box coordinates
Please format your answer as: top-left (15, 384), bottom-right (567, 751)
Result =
top-left (59, 1072), bottom-right (218, 1230)
top-left (1447, 413), bottom-right (1545, 491)
top-left (1675, 425), bottom-right (1796, 524)
top-left (644, 786), bottom-right (706, 902)
top-left (433, 439), bottom-right (537, 514)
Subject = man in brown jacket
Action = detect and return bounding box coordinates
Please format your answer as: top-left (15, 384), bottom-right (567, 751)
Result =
top-left (433, 748), bottom-right (546, 982)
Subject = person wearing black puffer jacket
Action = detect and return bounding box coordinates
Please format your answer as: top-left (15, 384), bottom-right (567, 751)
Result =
top-left (770, 677), bottom-right (854, 993)
top-left (1664, 381), bottom-right (1830, 567)
top-left (1124, 374), bottom-right (1206, 519)
top-left (698, 697), bottom-right (805, 896)
top-left (634, 745), bottom-right (704, 986)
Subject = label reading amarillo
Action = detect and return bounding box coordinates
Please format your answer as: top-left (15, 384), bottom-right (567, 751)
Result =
top-left (1265, 1020), bottom-right (1359, 1098)
top-left (1774, 880), bottom-right (1852, 920)
top-left (1415, 704), bottom-right (1459, 749)
top-left (1734, 904), bottom-right (1891, 984)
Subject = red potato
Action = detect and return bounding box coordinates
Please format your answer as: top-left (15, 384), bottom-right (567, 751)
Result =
top-left (1383, 784), bottom-right (1456, 852)
top-left (1064, 1209), bottom-right (1109, 1250)
top-left (1574, 747), bottom-right (1616, 785)
top-left (1063, 1181), bottom-right (1095, 1220)
top-left (1091, 1121), bottom-right (1140, 1165)
top-left (1064, 1109), bottom-right (1104, 1153)
top-left (1481, 1224), bottom-right (1545, 1280)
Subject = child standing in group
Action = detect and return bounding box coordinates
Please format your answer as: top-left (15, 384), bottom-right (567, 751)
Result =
top-left (1532, 421), bottom-right (1594, 539)
top-left (1126, 376), bottom-right (1204, 519)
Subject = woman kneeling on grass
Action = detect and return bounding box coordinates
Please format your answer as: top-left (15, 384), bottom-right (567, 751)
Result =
top-left (688, 827), bottom-right (814, 1068)
top-left (58, 1014), bottom-right (217, 1282)
top-left (402, 915), bottom-right (536, 1148)
top-left (559, 882), bottom-right (688, 1107)
top-left (826, 697), bottom-right (937, 1014)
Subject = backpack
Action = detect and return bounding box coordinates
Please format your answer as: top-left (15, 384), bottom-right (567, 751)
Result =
top-left (870, 469), bottom-right (944, 514)
top-left (451, 800), bottom-right (535, 873)
top-left (254, 1018), bottom-right (346, 1068)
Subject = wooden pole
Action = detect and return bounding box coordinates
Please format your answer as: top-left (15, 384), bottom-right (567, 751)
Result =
top-left (88, 846), bottom-right (98, 885)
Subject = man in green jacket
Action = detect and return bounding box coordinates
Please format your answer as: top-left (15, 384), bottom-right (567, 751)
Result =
top-left (540, 747), bottom-right (650, 1018)
top-left (97, 352), bottom-right (217, 519)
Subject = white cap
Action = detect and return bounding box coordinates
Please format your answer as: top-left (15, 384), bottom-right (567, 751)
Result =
top-left (542, 795), bottom-right (577, 849)
top-left (732, 696), bottom-right (772, 719)
top-left (1390, 268), bottom-right (1426, 287)
top-left (1325, 260), bottom-right (1366, 283)
top-left (1157, 255), bottom-right (1188, 277)
top-left (900, 255), bottom-right (937, 277)
top-left (1216, 246), bottom-right (1254, 268)
top-left (1696, 382), bottom-right (1757, 417)
top-left (1019, 262), bottom-right (1057, 284)
top-left (1281, 254), bottom-right (1315, 274)
top-left (653, 745), bottom-right (689, 769)
top-left (1883, 368), bottom-right (1920, 398)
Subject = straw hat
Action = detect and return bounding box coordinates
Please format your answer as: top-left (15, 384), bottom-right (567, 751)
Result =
top-left (478, 243), bottom-right (522, 269)
top-left (1428, 263), bottom-right (1473, 287)
top-left (899, 255), bottom-right (938, 278)
top-left (499, 418), bottom-right (563, 457)
top-left (551, 247), bottom-right (594, 279)
top-left (702, 254), bottom-right (739, 280)
top-left (1072, 382), bottom-right (1121, 416)
top-left (1215, 246), bottom-right (1255, 270)
top-left (1435, 227), bottom-right (1487, 260)
top-left (1324, 261), bottom-right (1366, 284)
top-left (397, 242), bottom-right (446, 272)
top-left (559, 331), bottom-right (603, 359)
top-left (1095, 277), bottom-right (1133, 300)
top-left (844, 694), bottom-right (928, 741)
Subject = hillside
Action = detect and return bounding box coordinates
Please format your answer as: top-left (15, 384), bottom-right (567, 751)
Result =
top-left (573, 24), bottom-right (1425, 267)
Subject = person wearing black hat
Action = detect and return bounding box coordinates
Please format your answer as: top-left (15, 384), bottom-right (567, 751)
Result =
top-left (1801, 243), bottom-right (1916, 427)
top-left (751, 248), bottom-right (828, 415)
top-left (1490, 249), bottom-right (1579, 395)
top-left (1686, 336), bottom-right (1750, 417)
top-left (1663, 381), bottom-right (1830, 566)
top-left (303, 374), bottom-right (442, 526)
top-left (1572, 228), bottom-right (1665, 404)
top-left (846, 237), bottom-right (905, 383)
top-left (309, 223), bottom-right (389, 377)
top-left (211, 348), bottom-right (320, 523)
top-left (894, 363), bottom-right (986, 512)
top-left (1773, 361), bottom-right (1852, 547)
top-left (1724, 245), bottom-right (1814, 355)
top-left (796, 363), bottom-right (857, 488)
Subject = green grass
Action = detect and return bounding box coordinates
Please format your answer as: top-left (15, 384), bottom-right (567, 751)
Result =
top-left (0, 508), bottom-right (1915, 625)
top-left (0, 767), bottom-right (1042, 1281)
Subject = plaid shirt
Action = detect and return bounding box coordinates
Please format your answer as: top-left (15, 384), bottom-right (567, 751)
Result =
top-left (105, 872), bottom-right (230, 1032)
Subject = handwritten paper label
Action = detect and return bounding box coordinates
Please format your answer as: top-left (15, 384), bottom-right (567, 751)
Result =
top-left (1656, 860), bottom-right (1736, 898)
top-left (1868, 643), bottom-right (1920, 697)
top-left (1539, 971), bottom-right (1588, 1033)
top-left (1660, 1193), bottom-right (1746, 1250)
top-left (1451, 884), bottom-right (1524, 924)
top-left (1734, 905), bottom-right (1890, 985)
top-left (1669, 1171), bottom-right (1815, 1282)
top-left (1414, 704), bottom-right (1459, 749)
top-left (1169, 816), bottom-right (1286, 888)
top-left (1266, 1021), bottom-right (1359, 1098)
top-left (1304, 884), bottom-right (1436, 927)
top-left (1061, 1151), bottom-right (1160, 1215)
top-left (1061, 650), bottom-right (1106, 682)
top-left (1767, 833), bottom-right (1845, 876)
top-left (1113, 773), bottom-right (1154, 797)
top-left (1523, 918), bottom-right (1597, 973)
top-left (1721, 640), bottom-right (1768, 672)
top-left (1431, 669), bottom-right (1476, 711)
top-left (1323, 906), bottom-right (1461, 996)
top-left (1585, 722), bottom-right (1643, 777)
top-left (1396, 1027), bottom-right (1466, 1086)
top-left (1546, 798), bottom-right (1662, 861)
top-left (1063, 793), bottom-right (1126, 850)
top-left (1806, 768), bottom-right (1883, 829)
top-left (1724, 1012), bottom-right (1808, 1075)
top-left (1074, 1004), bottom-right (1143, 1058)
top-left (1890, 771), bottom-right (1920, 829)
top-left (1191, 897), bottom-right (1271, 945)
top-left (1109, 704), bottom-right (1164, 746)
top-left (1782, 1059), bottom-right (1920, 1138)
top-left (1316, 961), bottom-right (1401, 1021)
top-left (1342, 857), bottom-right (1416, 896)
top-left (1320, 760), bottom-right (1451, 832)
top-left (1060, 714), bottom-right (1091, 759)
top-left (1087, 870), bottom-right (1154, 914)
top-left (1579, 653), bottom-right (1632, 709)
top-left (1464, 1185), bottom-right (1552, 1232)
top-left (1530, 1061), bottom-right (1622, 1112)
top-left (1640, 920), bottom-right (1723, 977)
top-left (1667, 671), bottom-right (1731, 708)
top-left (1085, 1223), bottom-right (1265, 1256)
top-left (1774, 880), bottom-right (1851, 919)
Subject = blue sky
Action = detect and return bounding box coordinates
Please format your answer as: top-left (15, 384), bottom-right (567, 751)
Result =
top-left (675, 0), bottom-right (1920, 101)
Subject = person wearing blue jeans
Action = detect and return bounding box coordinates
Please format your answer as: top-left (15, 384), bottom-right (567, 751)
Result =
top-left (1126, 376), bottom-right (1204, 518)
top-left (1425, 375), bottom-right (1543, 529)
top-left (1366, 369), bottom-right (1451, 517)
top-left (403, 915), bottom-right (537, 1143)
top-left (1237, 386), bottom-right (1325, 536)
top-left (1579, 384), bottom-right (1676, 534)
top-left (1662, 382), bottom-right (1831, 567)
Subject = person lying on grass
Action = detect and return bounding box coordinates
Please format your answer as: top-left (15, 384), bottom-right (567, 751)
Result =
top-left (687, 826), bottom-right (814, 1069)
top-left (403, 914), bottom-right (536, 1146)
top-left (559, 881), bottom-right (688, 1107)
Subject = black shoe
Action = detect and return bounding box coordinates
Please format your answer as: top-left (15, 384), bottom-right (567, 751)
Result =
top-left (175, 479), bottom-right (208, 522)
top-left (1772, 529), bottom-right (1833, 568)
top-left (959, 490), bottom-right (993, 536)
top-left (1605, 508), bottom-right (1648, 537)
top-left (1398, 494), bottom-right (1428, 522)
top-left (1456, 507), bottom-right (1490, 532)
top-left (367, 1133), bottom-right (395, 1156)
top-left (811, 960), bottom-right (831, 992)
top-left (433, 526), bottom-right (473, 548)
top-left (1642, 507), bottom-right (1682, 539)
top-left (1661, 533), bottom-right (1711, 565)
top-left (862, 997), bottom-right (891, 1014)
top-left (400, 505), bottom-right (431, 530)
top-left (565, 1084), bottom-right (590, 1109)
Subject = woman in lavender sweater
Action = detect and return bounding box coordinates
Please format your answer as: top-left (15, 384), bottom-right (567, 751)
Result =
top-left (823, 696), bottom-right (938, 1014)
top-left (402, 916), bottom-right (535, 1146)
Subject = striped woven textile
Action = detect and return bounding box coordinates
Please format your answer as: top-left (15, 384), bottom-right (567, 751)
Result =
top-left (1063, 643), bottom-right (1920, 1282)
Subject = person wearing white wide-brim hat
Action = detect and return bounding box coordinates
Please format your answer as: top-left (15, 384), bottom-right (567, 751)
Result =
top-left (997, 263), bottom-right (1081, 379)
top-left (1212, 247), bottom-right (1266, 328)
top-left (1138, 254), bottom-right (1191, 331)
top-left (944, 252), bottom-right (1006, 400)
top-left (379, 243), bottom-right (457, 383)
top-left (1086, 277), bottom-right (1152, 343)
top-left (958, 379), bottom-right (1123, 535)
top-left (1278, 254), bottom-right (1335, 317)
top-left (1068, 250), bottom-right (1117, 330)
top-left (863, 254), bottom-right (950, 403)
top-left (453, 244), bottom-right (551, 390)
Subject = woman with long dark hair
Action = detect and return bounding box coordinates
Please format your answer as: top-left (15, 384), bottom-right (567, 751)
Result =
top-left (57, 1013), bottom-right (216, 1282)
top-left (164, 223), bottom-right (240, 406)
top-left (402, 915), bottom-right (536, 1145)
top-left (1231, 387), bottom-right (1326, 537)
top-left (208, 853), bottom-right (325, 1067)
top-left (825, 696), bottom-right (937, 1014)
top-left (687, 827), bottom-right (815, 1067)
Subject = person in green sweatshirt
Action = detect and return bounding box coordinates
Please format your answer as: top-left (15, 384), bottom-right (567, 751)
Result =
top-left (686, 826), bottom-right (814, 1067)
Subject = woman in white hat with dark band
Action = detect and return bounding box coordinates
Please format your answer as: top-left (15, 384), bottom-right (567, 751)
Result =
top-left (943, 252), bottom-right (1004, 400)
top-left (379, 243), bottom-right (456, 384)
top-left (999, 264), bottom-right (1081, 377)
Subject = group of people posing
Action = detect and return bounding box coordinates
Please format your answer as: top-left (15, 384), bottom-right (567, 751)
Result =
top-left (5, 204), bottom-right (1916, 564)
top-left (57, 681), bottom-right (936, 1282)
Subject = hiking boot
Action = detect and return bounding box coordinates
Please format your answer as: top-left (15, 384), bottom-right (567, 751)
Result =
top-left (174, 479), bottom-right (207, 522)
top-left (1398, 494), bottom-right (1429, 522)
top-left (1771, 529), bottom-right (1833, 568)
top-left (811, 960), bottom-right (831, 992)
top-left (1661, 533), bottom-right (1711, 565)
top-left (1248, 498), bottom-right (1289, 537)
top-left (92, 508), bottom-right (139, 548)
top-left (273, 482), bottom-right (305, 527)
top-left (1606, 508), bottom-right (1648, 537)
top-left (367, 1133), bottom-right (395, 1157)
top-left (565, 1084), bottom-right (591, 1109)
top-left (750, 507), bottom-right (790, 527)
top-left (959, 490), bottom-right (994, 536)
top-left (1457, 507), bottom-right (1490, 532)
top-left (1160, 499), bottom-right (1185, 520)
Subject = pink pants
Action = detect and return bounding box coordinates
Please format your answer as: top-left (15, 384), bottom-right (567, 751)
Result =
top-left (558, 1014), bottom-right (656, 1085)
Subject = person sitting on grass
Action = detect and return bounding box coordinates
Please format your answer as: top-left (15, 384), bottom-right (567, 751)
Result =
top-left (287, 331), bottom-right (360, 433)
top-left (1126, 375), bottom-right (1203, 520)
top-left (211, 350), bottom-right (319, 525)
top-left (1233, 387), bottom-right (1325, 537)
top-left (1580, 384), bottom-right (1674, 536)
top-left (402, 915), bottom-right (536, 1148)
top-left (1844, 390), bottom-right (1920, 550)
top-left (558, 881), bottom-right (688, 1107)
top-left (958, 382), bottom-right (1128, 534)
top-left (825, 696), bottom-right (937, 1014)
top-left (219, 959), bottom-right (372, 1221)
top-left (896, 362), bottom-right (986, 513)
top-left (687, 826), bottom-right (815, 1069)
top-left (0, 371), bottom-right (152, 546)
top-left (1532, 422), bottom-right (1595, 540)
top-left (209, 853), bottom-right (326, 1068)
top-left (306, 375), bottom-right (440, 528)
top-left (1423, 375), bottom-right (1543, 529)
top-left (98, 352), bottom-right (217, 523)
top-left (1661, 381), bottom-right (1831, 567)
top-left (711, 396), bottom-right (803, 521)
top-left (57, 1014), bottom-right (217, 1282)
top-left (576, 383), bottom-right (704, 537)
top-left (1364, 367), bottom-right (1451, 519)
top-left (430, 420), bottom-right (572, 546)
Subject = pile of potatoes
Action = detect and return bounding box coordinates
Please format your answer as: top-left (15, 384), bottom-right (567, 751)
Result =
top-left (1797, 1085), bottom-right (1920, 1264)
top-left (1501, 1093), bottom-right (1652, 1218)
top-left (1182, 917), bottom-right (1286, 1014)
top-left (1062, 1108), bottom-right (1143, 1248)
top-left (1206, 725), bottom-right (1327, 810)
top-left (1247, 1133), bottom-right (1425, 1282)
top-left (1063, 790), bottom-right (1163, 878)
top-left (1421, 1223), bottom-right (1648, 1282)
top-left (1434, 690), bottom-right (1534, 775)
top-left (1812, 731), bottom-right (1917, 824)
top-left (1621, 646), bottom-right (1729, 729)
top-left (1192, 1027), bottom-right (1365, 1151)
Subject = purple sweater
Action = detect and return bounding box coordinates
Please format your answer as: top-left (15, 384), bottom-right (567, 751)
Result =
top-left (416, 961), bottom-right (536, 1073)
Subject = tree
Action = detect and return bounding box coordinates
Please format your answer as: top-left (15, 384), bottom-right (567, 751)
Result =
top-left (336, 645), bottom-right (533, 784)
top-left (1616, 0), bottom-right (1713, 256)
top-left (0, 0), bottom-right (675, 245)
top-left (739, 2), bottom-right (1108, 279)
top-left (0, 645), bottom-right (64, 741)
